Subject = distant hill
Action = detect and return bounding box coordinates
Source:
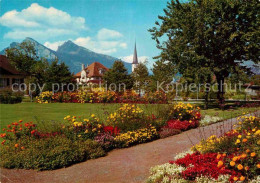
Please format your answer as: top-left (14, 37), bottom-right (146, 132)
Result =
top-left (0, 38), bottom-right (132, 74)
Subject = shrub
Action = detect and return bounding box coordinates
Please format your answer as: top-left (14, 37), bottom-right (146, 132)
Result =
top-left (157, 102), bottom-right (201, 122)
top-left (94, 133), bottom-right (115, 151)
top-left (114, 126), bottom-right (158, 147)
top-left (0, 89), bottom-right (23, 104)
top-left (159, 128), bottom-right (181, 139)
top-left (106, 104), bottom-right (148, 132)
top-left (0, 136), bottom-right (105, 170)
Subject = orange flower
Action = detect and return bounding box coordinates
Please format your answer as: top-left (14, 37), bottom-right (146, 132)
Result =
top-left (230, 161), bottom-right (235, 166)
top-left (242, 138), bottom-right (247, 143)
top-left (233, 156), bottom-right (238, 161)
top-left (240, 176), bottom-right (245, 181)
top-left (0, 133), bottom-right (6, 138)
top-left (257, 164), bottom-right (260, 169)
top-left (19, 120), bottom-right (23, 123)
top-left (237, 164), bottom-right (243, 170)
top-left (21, 146), bottom-right (25, 150)
top-left (241, 153), bottom-right (247, 158)
top-left (217, 161), bottom-right (223, 168)
top-left (246, 149), bottom-right (250, 153)
top-left (217, 154), bottom-right (221, 159)
top-left (251, 152), bottom-right (256, 157)
top-left (14, 144), bottom-right (19, 148)
top-left (222, 153), bottom-right (226, 157)
top-left (1, 140), bottom-right (6, 145)
top-left (245, 166), bottom-right (249, 171)
top-left (233, 177), bottom-right (238, 181)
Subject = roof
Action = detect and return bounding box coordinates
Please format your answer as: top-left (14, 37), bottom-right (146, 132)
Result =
top-left (0, 55), bottom-right (25, 75)
top-left (75, 62), bottom-right (109, 78)
top-left (132, 42), bottom-right (138, 64)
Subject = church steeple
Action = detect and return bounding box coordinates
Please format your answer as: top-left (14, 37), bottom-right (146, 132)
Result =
top-left (133, 41), bottom-right (138, 64)
top-left (132, 41), bottom-right (138, 72)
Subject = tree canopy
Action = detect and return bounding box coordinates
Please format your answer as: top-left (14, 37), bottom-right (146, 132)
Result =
top-left (103, 60), bottom-right (133, 92)
top-left (149, 0), bottom-right (259, 103)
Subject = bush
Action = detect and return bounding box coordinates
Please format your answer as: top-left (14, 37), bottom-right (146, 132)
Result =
top-left (106, 104), bottom-right (148, 132)
top-left (0, 136), bottom-right (106, 170)
top-left (159, 128), bottom-right (181, 139)
top-left (0, 89), bottom-right (23, 104)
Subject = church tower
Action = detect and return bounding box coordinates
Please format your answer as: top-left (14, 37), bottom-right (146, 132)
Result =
top-left (132, 42), bottom-right (138, 72)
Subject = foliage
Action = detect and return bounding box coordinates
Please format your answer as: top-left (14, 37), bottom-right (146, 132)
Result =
top-left (132, 62), bottom-right (150, 93)
top-left (114, 126), bottom-right (158, 147)
top-left (200, 115), bottom-right (223, 126)
top-left (36, 90), bottom-right (168, 104)
top-left (0, 136), bottom-right (105, 170)
top-left (151, 60), bottom-right (176, 91)
top-left (149, 0), bottom-right (259, 103)
top-left (5, 40), bottom-right (72, 95)
top-left (103, 60), bottom-right (134, 92)
top-left (106, 104), bottom-right (147, 132)
top-left (147, 115), bottom-right (260, 182)
top-left (0, 89), bottom-right (23, 104)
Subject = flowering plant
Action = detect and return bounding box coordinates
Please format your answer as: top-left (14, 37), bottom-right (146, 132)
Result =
top-left (106, 104), bottom-right (146, 132)
top-left (114, 126), bottom-right (158, 147)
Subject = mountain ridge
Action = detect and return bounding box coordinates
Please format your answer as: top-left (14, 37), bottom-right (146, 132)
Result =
top-left (0, 38), bottom-right (132, 74)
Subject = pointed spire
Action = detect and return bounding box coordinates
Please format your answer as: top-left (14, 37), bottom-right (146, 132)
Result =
top-left (133, 41), bottom-right (138, 64)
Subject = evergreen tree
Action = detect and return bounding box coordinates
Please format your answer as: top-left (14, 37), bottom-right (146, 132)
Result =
top-left (103, 60), bottom-right (133, 92)
top-left (132, 61), bottom-right (150, 93)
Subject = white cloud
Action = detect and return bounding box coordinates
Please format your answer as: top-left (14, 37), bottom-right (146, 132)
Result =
top-left (0, 3), bottom-right (87, 39)
top-left (44, 40), bottom-right (65, 51)
top-left (120, 55), bottom-right (149, 63)
top-left (97, 28), bottom-right (123, 40)
top-left (44, 33), bottom-right (127, 54)
top-left (73, 36), bottom-right (126, 54)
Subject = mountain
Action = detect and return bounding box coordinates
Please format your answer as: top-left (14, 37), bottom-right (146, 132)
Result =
top-left (56, 40), bottom-right (131, 74)
top-left (0, 38), bottom-right (132, 74)
top-left (0, 38), bottom-right (57, 60)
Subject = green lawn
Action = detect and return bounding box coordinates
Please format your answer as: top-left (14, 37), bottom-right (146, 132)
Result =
top-left (0, 103), bottom-right (259, 132)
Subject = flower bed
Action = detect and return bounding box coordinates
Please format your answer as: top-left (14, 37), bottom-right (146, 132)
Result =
top-left (36, 90), bottom-right (168, 104)
top-left (0, 103), bottom-right (201, 170)
top-left (147, 115), bottom-right (260, 182)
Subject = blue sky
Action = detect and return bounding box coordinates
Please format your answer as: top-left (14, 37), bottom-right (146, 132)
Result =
top-left (0, 0), bottom-right (172, 67)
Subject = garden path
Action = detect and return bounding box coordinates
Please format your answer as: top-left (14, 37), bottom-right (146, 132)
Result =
top-left (1, 111), bottom-right (259, 183)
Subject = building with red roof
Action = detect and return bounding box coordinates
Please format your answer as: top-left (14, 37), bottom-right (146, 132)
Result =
top-left (74, 62), bottom-right (109, 84)
top-left (0, 55), bottom-right (26, 89)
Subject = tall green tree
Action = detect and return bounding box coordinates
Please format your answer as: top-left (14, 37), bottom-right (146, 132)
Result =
top-left (149, 0), bottom-right (259, 104)
top-left (132, 61), bottom-right (150, 93)
top-left (5, 41), bottom-right (38, 76)
top-left (152, 60), bottom-right (175, 87)
top-left (5, 40), bottom-right (72, 94)
top-left (103, 60), bottom-right (133, 92)
top-left (44, 59), bottom-right (73, 91)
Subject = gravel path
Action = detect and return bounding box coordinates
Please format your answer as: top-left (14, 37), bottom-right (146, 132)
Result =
top-left (1, 111), bottom-right (259, 183)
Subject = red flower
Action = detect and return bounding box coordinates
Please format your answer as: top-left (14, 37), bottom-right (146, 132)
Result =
top-left (31, 130), bottom-right (36, 135)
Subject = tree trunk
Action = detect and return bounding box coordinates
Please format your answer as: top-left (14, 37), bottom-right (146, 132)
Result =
top-left (216, 74), bottom-right (225, 106)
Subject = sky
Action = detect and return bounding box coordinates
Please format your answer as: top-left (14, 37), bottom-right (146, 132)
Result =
top-left (0, 0), bottom-right (172, 68)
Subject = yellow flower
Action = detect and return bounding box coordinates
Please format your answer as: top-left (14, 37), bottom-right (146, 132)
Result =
top-left (230, 161), bottom-right (235, 166)
top-left (238, 135), bottom-right (242, 138)
top-left (235, 139), bottom-right (241, 144)
top-left (237, 164), bottom-right (243, 170)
